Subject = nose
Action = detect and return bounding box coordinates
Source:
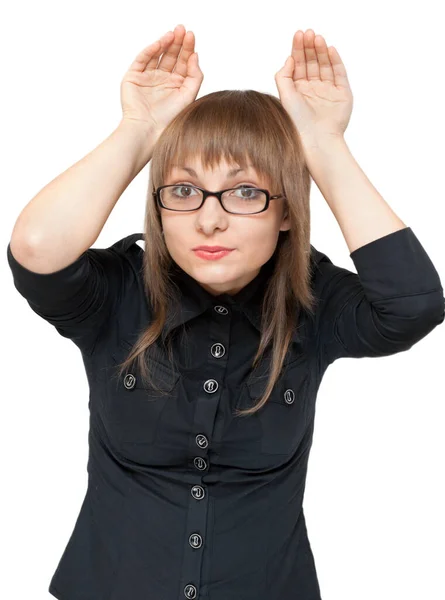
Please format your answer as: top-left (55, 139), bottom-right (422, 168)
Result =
top-left (196, 193), bottom-right (228, 231)
top-left (200, 193), bottom-right (225, 212)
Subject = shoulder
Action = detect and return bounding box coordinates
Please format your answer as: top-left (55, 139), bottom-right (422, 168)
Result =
top-left (100, 232), bottom-right (145, 276)
top-left (307, 243), bottom-right (356, 308)
top-left (109, 232), bottom-right (145, 255)
top-left (308, 244), bottom-right (337, 291)
top-left (309, 243), bottom-right (333, 270)
top-left (100, 232), bottom-right (145, 268)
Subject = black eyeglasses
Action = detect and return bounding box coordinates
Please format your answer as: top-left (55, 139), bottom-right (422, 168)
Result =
top-left (152, 184), bottom-right (286, 215)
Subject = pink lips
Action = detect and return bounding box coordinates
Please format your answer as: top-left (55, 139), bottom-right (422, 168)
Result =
top-left (193, 249), bottom-right (234, 261)
top-left (193, 246), bottom-right (233, 252)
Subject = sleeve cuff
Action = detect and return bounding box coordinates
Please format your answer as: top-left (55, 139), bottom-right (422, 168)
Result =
top-left (349, 226), bottom-right (443, 303)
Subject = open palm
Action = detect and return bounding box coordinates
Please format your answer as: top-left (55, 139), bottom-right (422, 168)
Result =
top-left (120, 24), bottom-right (203, 133)
top-left (275, 29), bottom-right (353, 141)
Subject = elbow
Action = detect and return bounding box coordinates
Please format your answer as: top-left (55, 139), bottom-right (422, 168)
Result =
top-left (375, 289), bottom-right (445, 344)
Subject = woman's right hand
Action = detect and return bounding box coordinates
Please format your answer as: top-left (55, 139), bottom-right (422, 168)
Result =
top-left (120, 24), bottom-right (203, 136)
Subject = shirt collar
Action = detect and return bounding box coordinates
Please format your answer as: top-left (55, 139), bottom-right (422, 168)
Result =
top-left (131, 233), bottom-right (306, 346)
top-left (163, 250), bottom-right (306, 346)
top-left (163, 251), bottom-right (275, 337)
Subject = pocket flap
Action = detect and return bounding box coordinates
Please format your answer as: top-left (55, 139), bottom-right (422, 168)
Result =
top-left (111, 337), bottom-right (180, 392)
top-left (247, 356), bottom-right (308, 405)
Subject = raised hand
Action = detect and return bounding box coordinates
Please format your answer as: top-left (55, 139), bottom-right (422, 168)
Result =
top-left (275, 29), bottom-right (353, 144)
top-left (120, 24), bottom-right (204, 135)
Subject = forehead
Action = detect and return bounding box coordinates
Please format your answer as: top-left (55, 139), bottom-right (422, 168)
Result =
top-left (168, 160), bottom-right (268, 183)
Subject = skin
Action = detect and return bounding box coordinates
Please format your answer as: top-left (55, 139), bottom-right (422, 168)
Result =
top-left (274, 28), bottom-right (353, 142)
top-left (160, 157), bottom-right (291, 296)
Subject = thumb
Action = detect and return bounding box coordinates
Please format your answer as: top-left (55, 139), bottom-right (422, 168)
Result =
top-left (188, 52), bottom-right (202, 77)
top-left (275, 56), bottom-right (295, 92)
top-left (181, 52), bottom-right (203, 97)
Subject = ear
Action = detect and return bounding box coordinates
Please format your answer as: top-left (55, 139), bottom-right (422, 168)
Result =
top-left (280, 206), bottom-right (291, 232)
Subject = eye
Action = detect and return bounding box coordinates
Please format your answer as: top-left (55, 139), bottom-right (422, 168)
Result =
top-left (170, 184), bottom-right (200, 198)
top-left (231, 185), bottom-right (262, 199)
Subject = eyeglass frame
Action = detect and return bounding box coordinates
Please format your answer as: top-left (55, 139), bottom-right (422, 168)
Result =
top-left (152, 184), bottom-right (287, 215)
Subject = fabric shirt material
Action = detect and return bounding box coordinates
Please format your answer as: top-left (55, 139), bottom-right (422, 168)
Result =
top-left (6, 227), bottom-right (445, 600)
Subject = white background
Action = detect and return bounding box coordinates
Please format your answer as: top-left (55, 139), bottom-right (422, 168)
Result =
top-left (1, 1), bottom-right (444, 599)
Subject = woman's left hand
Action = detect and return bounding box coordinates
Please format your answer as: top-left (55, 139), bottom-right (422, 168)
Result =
top-left (274, 29), bottom-right (353, 145)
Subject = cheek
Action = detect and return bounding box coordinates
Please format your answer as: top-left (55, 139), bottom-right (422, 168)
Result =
top-left (231, 224), bottom-right (280, 268)
top-left (241, 220), bottom-right (281, 247)
top-left (163, 232), bottom-right (188, 260)
top-left (162, 216), bottom-right (190, 243)
top-left (161, 219), bottom-right (195, 267)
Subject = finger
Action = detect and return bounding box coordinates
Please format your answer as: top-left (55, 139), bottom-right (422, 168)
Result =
top-left (327, 46), bottom-right (350, 90)
top-left (146, 31), bottom-right (176, 70)
top-left (290, 30), bottom-right (308, 82)
top-left (302, 29), bottom-right (320, 81)
top-left (157, 24), bottom-right (188, 72)
top-left (314, 34), bottom-right (335, 83)
top-left (126, 31), bottom-right (175, 73)
top-left (173, 30), bottom-right (196, 79)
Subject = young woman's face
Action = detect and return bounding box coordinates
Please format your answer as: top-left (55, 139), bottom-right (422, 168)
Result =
top-left (160, 157), bottom-right (291, 296)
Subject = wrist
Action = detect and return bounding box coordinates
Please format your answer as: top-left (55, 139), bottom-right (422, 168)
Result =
top-left (113, 118), bottom-right (159, 174)
top-left (118, 117), bottom-right (162, 141)
top-left (299, 132), bottom-right (346, 153)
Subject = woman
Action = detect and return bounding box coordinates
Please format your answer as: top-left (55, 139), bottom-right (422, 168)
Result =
top-left (7, 24), bottom-right (444, 600)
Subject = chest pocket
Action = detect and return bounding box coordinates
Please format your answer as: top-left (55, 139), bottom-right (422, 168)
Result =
top-left (106, 339), bottom-right (180, 447)
top-left (242, 356), bottom-right (310, 455)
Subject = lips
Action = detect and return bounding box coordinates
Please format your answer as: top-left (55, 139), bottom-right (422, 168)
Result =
top-left (193, 248), bottom-right (234, 261)
top-left (193, 247), bottom-right (233, 252)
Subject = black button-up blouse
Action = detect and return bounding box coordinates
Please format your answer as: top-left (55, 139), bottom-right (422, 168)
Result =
top-left (6, 226), bottom-right (445, 600)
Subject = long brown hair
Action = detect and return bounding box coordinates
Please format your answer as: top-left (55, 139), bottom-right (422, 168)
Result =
top-left (116, 89), bottom-right (318, 417)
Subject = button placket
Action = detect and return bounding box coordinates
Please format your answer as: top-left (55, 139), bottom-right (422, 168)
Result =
top-left (182, 303), bottom-right (231, 600)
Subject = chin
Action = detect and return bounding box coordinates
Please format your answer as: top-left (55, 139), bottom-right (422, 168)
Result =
top-left (190, 262), bottom-right (237, 281)
top-left (187, 262), bottom-right (242, 292)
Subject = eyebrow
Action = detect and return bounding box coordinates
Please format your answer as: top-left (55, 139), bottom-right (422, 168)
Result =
top-left (172, 166), bottom-right (248, 178)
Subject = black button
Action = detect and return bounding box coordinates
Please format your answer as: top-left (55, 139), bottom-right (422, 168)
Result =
top-left (194, 456), bottom-right (207, 471)
top-left (196, 434), bottom-right (208, 448)
top-left (284, 389), bottom-right (295, 404)
top-left (211, 343), bottom-right (226, 358)
top-left (191, 485), bottom-right (206, 500)
top-left (203, 379), bottom-right (218, 394)
top-left (184, 584), bottom-right (197, 598)
top-left (214, 305), bottom-right (229, 315)
top-left (189, 533), bottom-right (203, 548)
top-left (123, 373), bottom-right (136, 390)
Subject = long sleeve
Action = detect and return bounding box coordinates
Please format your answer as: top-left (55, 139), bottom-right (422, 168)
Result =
top-left (313, 226), bottom-right (444, 365)
top-left (6, 234), bottom-right (141, 355)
